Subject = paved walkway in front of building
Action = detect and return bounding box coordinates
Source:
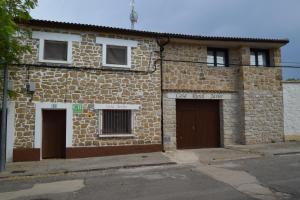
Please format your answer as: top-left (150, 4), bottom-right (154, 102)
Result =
top-left (226, 141), bottom-right (300, 156)
top-left (1, 142), bottom-right (299, 180)
top-left (0, 152), bottom-right (175, 179)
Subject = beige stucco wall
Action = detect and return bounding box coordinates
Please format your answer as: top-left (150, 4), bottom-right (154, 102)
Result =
top-left (283, 82), bottom-right (300, 141)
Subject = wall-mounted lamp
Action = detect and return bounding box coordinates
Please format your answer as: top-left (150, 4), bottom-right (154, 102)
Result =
top-left (26, 82), bottom-right (35, 101)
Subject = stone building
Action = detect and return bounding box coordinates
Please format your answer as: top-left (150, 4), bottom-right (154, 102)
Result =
top-left (4, 19), bottom-right (288, 162)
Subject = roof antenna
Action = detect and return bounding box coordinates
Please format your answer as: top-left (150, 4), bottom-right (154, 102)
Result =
top-left (130, 0), bottom-right (138, 29)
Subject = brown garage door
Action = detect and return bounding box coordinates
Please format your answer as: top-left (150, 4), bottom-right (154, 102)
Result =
top-left (176, 100), bottom-right (220, 149)
top-left (42, 110), bottom-right (66, 159)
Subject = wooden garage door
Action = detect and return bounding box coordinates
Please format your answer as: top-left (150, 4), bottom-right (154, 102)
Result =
top-left (42, 110), bottom-right (66, 159)
top-left (176, 100), bottom-right (220, 149)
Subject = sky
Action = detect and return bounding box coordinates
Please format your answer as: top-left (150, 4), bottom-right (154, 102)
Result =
top-left (30, 0), bottom-right (300, 79)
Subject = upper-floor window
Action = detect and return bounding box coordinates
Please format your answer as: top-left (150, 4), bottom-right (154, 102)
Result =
top-left (96, 37), bottom-right (138, 69)
top-left (32, 31), bottom-right (81, 64)
top-left (43, 40), bottom-right (68, 61)
top-left (106, 45), bottom-right (128, 66)
top-left (250, 49), bottom-right (270, 67)
top-left (207, 48), bottom-right (229, 67)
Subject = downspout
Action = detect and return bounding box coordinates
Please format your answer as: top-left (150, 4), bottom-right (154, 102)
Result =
top-left (0, 64), bottom-right (8, 171)
top-left (156, 37), bottom-right (170, 152)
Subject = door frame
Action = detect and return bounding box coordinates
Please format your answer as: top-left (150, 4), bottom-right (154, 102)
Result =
top-left (176, 99), bottom-right (221, 149)
top-left (34, 102), bottom-right (73, 160)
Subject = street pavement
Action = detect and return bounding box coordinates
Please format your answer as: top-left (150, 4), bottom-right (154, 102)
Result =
top-left (0, 145), bottom-right (299, 200)
top-left (0, 165), bottom-right (256, 200)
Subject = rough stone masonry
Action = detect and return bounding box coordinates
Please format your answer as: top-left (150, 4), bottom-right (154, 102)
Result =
top-left (5, 20), bottom-right (288, 161)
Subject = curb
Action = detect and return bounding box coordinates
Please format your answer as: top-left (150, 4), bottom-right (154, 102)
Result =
top-left (0, 162), bottom-right (177, 181)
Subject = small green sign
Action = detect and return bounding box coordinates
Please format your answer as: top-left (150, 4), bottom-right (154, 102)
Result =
top-left (73, 104), bottom-right (83, 113)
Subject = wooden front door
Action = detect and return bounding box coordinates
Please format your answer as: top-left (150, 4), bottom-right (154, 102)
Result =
top-left (42, 110), bottom-right (66, 159)
top-left (176, 100), bottom-right (220, 149)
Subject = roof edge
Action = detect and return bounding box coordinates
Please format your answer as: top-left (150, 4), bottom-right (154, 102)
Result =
top-left (18, 19), bottom-right (290, 44)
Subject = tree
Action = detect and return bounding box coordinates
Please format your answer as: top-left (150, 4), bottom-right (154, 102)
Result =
top-left (0, 0), bottom-right (37, 171)
top-left (0, 0), bottom-right (38, 65)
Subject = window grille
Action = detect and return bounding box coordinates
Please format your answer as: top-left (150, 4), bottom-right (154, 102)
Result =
top-left (102, 110), bottom-right (132, 135)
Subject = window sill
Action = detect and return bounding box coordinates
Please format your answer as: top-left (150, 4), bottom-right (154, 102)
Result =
top-left (38, 59), bottom-right (72, 64)
top-left (102, 64), bottom-right (131, 69)
top-left (98, 134), bottom-right (135, 138)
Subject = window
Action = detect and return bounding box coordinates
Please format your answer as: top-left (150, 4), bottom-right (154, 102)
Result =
top-left (106, 45), bottom-right (128, 65)
top-left (44, 40), bottom-right (68, 61)
top-left (32, 31), bottom-right (81, 64)
top-left (95, 104), bottom-right (141, 137)
top-left (96, 37), bottom-right (138, 68)
top-left (207, 48), bottom-right (229, 67)
top-left (250, 49), bottom-right (270, 66)
top-left (102, 110), bottom-right (132, 135)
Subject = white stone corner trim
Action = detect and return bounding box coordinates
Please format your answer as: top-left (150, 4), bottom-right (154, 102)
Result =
top-left (32, 31), bottom-right (81, 42)
top-left (34, 102), bottom-right (73, 151)
top-left (95, 37), bottom-right (138, 47)
top-left (96, 37), bottom-right (138, 69)
top-left (32, 31), bottom-right (81, 64)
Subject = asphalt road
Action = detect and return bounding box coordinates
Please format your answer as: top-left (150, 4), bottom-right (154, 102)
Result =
top-left (217, 154), bottom-right (300, 200)
top-left (0, 154), bottom-right (299, 200)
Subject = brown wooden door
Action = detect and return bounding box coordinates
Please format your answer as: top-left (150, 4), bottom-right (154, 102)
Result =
top-left (42, 110), bottom-right (66, 159)
top-left (176, 100), bottom-right (220, 149)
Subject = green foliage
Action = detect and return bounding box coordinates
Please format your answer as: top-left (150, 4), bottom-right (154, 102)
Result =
top-left (0, 0), bottom-right (38, 65)
top-left (286, 78), bottom-right (300, 81)
top-left (0, 0), bottom-right (37, 98)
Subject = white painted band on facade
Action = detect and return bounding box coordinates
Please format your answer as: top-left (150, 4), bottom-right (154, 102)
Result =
top-left (94, 104), bottom-right (141, 110)
top-left (166, 92), bottom-right (234, 100)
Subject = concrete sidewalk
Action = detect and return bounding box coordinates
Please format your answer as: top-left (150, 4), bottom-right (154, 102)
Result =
top-left (226, 141), bottom-right (300, 156)
top-left (165, 148), bottom-right (260, 165)
top-left (0, 152), bottom-right (175, 179)
top-left (1, 142), bottom-right (299, 180)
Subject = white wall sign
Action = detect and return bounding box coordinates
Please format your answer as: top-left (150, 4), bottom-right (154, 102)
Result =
top-left (94, 104), bottom-right (141, 110)
top-left (166, 92), bottom-right (233, 100)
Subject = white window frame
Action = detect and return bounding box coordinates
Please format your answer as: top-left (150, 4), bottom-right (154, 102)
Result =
top-left (96, 37), bottom-right (138, 69)
top-left (32, 31), bottom-right (81, 64)
top-left (94, 104), bottom-right (141, 138)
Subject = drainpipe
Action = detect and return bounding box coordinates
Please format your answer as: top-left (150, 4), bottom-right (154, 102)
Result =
top-left (156, 37), bottom-right (170, 152)
top-left (0, 64), bottom-right (8, 171)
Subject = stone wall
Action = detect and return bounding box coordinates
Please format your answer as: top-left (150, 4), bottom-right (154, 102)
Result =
top-left (10, 26), bottom-right (286, 151)
top-left (220, 96), bottom-right (242, 145)
top-left (11, 27), bottom-right (161, 149)
top-left (162, 44), bottom-right (284, 146)
top-left (163, 44), bottom-right (240, 92)
top-left (239, 48), bottom-right (284, 144)
top-left (283, 82), bottom-right (300, 141)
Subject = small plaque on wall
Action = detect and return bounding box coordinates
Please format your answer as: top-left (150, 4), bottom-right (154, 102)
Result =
top-left (72, 104), bottom-right (83, 114)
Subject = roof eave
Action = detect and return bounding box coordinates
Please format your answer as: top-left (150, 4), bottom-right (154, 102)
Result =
top-left (18, 19), bottom-right (289, 45)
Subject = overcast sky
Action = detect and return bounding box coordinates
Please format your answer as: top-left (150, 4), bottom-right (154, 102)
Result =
top-left (31, 0), bottom-right (300, 79)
